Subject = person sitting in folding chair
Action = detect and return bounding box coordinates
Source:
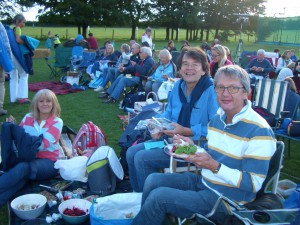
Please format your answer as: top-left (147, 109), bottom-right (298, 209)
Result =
top-left (99, 47), bottom-right (155, 104)
top-left (132, 65), bottom-right (276, 225)
top-left (245, 49), bottom-right (274, 81)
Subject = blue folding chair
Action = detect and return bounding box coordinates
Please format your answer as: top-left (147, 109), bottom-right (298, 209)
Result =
top-left (80, 51), bottom-right (96, 68)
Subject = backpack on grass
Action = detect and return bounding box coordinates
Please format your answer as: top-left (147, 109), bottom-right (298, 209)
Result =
top-left (72, 121), bottom-right (107, 157)
top-left (86, 146), bottom-right (124, 196)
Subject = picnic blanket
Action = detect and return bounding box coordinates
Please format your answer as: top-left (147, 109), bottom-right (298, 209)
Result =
top-left (9, 177), bottom-right (132, 225)
top-left (28, 81), bottom-right (83, 95)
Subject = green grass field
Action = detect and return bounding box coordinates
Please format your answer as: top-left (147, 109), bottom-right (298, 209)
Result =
top-left (0, 27), bottom-right (300, 224)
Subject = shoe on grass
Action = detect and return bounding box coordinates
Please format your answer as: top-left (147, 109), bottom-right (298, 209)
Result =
top-left (94, 86), bottom-right (104, 92)
top-left (98, 92), bottom-right (109, 99)
top-left (103, 97), bottom-right (117, 104)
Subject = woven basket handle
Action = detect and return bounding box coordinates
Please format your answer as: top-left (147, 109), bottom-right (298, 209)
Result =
top-left (146, 91), bottom-right (159, 102)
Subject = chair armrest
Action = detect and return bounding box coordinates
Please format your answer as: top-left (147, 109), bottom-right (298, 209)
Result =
top-left (201, 195), bottom-right (246, 218)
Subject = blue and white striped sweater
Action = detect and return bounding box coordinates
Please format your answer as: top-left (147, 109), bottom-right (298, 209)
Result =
top-left (202, 101), bottom-right (276, 204)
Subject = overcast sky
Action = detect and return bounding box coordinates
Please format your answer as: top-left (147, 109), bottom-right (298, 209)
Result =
top-left (23, 0), bottom-right (300, 21)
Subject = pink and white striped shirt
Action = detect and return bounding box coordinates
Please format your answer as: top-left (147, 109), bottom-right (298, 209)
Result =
top-left (20, 113), bottom-right (63, 161)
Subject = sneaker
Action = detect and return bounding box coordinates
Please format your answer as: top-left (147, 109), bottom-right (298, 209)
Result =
top-left (17, 98), bottom-right (31, 104)
top-left (0, 109), bottom-right (7, 116)
top-left (98, 92), bottom-right (109, 99)
top-left (103, 97), bottom-right (117, 104)
top-left (94, 86), bottom-right (104, 92)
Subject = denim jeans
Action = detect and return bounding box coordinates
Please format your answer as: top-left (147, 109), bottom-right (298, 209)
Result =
top-left (126, 142), bottom-right (187, 192)
top-left (132, 172), bottom-right (227, 225)
top-left (0, 158), bottom-right (57, 207)
top-left (101, 67), bottom-right (121, 88)
top-left (145, 80), bottom-right (162, 95)
top-left (106, 75), bottom-right (139, 100)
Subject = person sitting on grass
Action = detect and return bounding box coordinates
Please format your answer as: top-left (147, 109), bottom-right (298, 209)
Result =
top-left (99, 47), bottom-right (155, 104)
top-left (131, 65), bottom-right (276, 225)
top-left (0, 89), bottom-right (63, 207)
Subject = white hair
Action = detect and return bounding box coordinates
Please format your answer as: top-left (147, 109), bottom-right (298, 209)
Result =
top-left (141, 47), bottom-right (152, 57)
top-left (257, 49), bottom-right (266, 56)
top-left (158, 49), bottom-right (172, 60)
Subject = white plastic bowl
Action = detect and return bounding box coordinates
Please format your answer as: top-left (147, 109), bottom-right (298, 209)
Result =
top-left (58, 199), bottom-right (92, 224)
top-left (10, 194), bottom-right (47, 220)
top-left (277, 179), bottom-right (297, 197)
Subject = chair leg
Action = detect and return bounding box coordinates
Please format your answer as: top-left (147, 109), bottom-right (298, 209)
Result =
top-left (288, 139), bottom-right (291, 159)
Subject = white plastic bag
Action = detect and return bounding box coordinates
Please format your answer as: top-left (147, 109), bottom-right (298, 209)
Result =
top-left (54, 156), bottom-right (88, 182)
top-left (92, 193), bottom-right (142, 220)
top-left (157, 80), bottom-right (174, 100)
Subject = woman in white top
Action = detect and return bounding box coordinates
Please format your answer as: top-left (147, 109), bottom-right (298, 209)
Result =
top-left (276, 50), bottom-right (293, 74)
top-left (142, 27), bottom-right (153, 50)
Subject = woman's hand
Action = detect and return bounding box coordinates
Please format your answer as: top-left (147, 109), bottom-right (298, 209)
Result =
top-left (162, 123), bottom-right (189, 137)
top-left (6, 115), bottom-right (16, 124)
top-left (131, 61), bottom-right (137, 66)
top-left (150, 131), bottom-right (164, 140)
top-left (162, 75), bottom-right (168, 80)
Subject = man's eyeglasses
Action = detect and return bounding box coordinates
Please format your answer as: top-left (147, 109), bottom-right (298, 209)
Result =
top-left (215, 86), bottom-right (245, 94)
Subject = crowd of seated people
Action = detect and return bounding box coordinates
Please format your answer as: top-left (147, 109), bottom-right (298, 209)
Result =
top-left (98, 46), bottom-right (155, 104)
top-left (88, 43), bottom-right (118, 88)
top-left (93, 43), bottom-right (131, 92)
top-left (4, 30), bottom-right (300, 224)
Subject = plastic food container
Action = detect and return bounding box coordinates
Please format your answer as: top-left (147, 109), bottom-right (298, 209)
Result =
top-left (277, 179), bottom-right (297, 197)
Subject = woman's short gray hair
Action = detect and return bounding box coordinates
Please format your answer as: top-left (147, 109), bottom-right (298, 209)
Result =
top-left (141, 47), bottom-right (152, 57)
top-left (214, 65), bottom-right (250, 94)
top-left (158, 49), bottom-right (172, 60)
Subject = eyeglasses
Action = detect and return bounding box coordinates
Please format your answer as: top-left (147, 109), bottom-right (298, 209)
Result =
top-left (215, 86), bottom-right (245, 94)
top-left (211, 54), bottom-right (220, 58)
top-left (181, 62), bottom-right (201, 69)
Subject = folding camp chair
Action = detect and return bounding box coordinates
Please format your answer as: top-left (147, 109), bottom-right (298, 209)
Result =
top-left (274, 90), bottom-right (300, 158)
top-left (45, 47), bottom-right (72, 78)
top-left (79, 51), bottom-right (96, 68)
top-left (253, 78), bottom-right (289, 127)
top-left (177, 141), bottom-right (299, 225)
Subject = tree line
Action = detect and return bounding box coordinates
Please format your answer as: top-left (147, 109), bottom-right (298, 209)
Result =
top-left (1, 0), bottom-right (266, 41)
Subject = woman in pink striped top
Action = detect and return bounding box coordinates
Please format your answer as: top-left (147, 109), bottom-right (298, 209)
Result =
top-left (0, 89), bottom-right (63, 207)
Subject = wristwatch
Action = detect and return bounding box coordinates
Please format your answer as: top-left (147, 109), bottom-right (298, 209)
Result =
top-left (212, 163), bottom-right (222, 174)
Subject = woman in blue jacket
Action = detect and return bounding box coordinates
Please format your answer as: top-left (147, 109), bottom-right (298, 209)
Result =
top-left (126, 47), bottom-right (219, 192)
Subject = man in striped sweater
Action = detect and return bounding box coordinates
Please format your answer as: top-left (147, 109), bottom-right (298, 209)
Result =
top-left (132, 65), bottom-right (276, 225)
